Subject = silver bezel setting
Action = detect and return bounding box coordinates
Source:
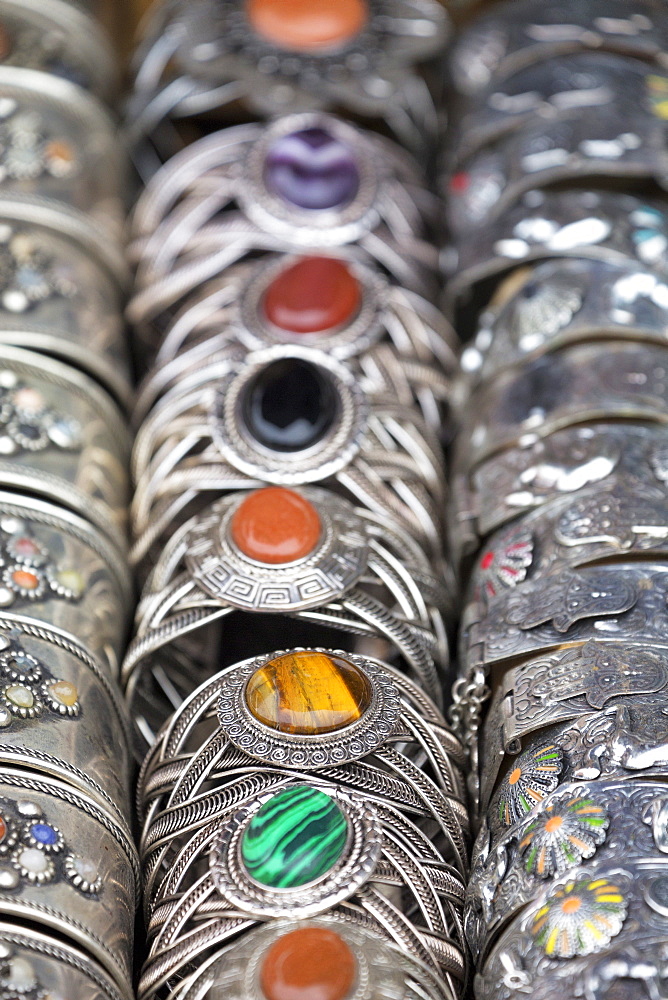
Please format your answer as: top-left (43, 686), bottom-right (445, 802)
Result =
top-left (237, 113), bottom-right (382, 246)
top-left (184, 488), bottom-right (368, 612)
top-left (237, 253), bottom-right (387, 358)
top-left (193, 914), bottom-right (449, 1000)
top-left (217, 648), bottom-right (402, 767)
top-left (211, 344), bottom-right (368, 483)
top-left (209, 781), bottom-right (382, 918)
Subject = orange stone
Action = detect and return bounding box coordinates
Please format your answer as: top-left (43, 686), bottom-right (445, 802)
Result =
top-left (0, 817), bottom-right (6, 843)
top-left (231, 487), bottom-right (322, 564)
top-left (508, 767), bottom-right (522, 786)
top-left (11, 570), bottom-right (39, 591)
top-left (48, 680), bottom-right (78, 708)
top-left (247, 0), bottom-right (368, 52)
top-left (561, 897), bottom-right (582, 915)
top-left (261, 927), bottom-right (356, 1000)
top-left (263, 257), bottom-right (362, 335)
top-left (45, 141), bottom-right (75, 163)
top-left (246, 650), bottom-right (372, 735)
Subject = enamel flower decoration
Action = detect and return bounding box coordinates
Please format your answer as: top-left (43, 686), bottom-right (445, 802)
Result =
top-left (478, 530), bottom-right (533, 599)
top-left (530, 877), bottom-right (627, 958)
top-left (497, 744), bottom-right (564, 828)
top-left (519, 792), bottom-right (609, 878)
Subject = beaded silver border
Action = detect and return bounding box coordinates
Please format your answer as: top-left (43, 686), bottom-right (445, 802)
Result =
top-left (209, 781), bottom-right (382, 918)
top-left (216, 647), bottom-right (402, 767)
top-left (211, 343), bottom-right (368, 483)
top-left (184, 488), bottom-right (369, 611)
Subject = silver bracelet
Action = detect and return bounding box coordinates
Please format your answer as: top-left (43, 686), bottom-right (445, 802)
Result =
top-left (462, 258), bottom-right (668, 388)
top-left (125, 485), bottom-right (452, 734)
top-left (0, 766), bottom-right (138, 994)
top-left (446, 189), bottom-right (668, 310)
top-left (0, 0), bottom-right (118, 100)
top-left (134, 251), bottom-right (457, 432)
top-left (477, 857), bottom-right (668, 1000)
top-left (451, 422), bottom-right (668, 560)
top-left (0, 491), bottom-right (131, 680)
top-left (0, 345), bottom-right (130, 551)
top-left (128, 0), bottom-right (449, 163)
top-left (136, 646), bottom-right (468, 997)
top-left (131, 342), bottom-right (446, 563)
top-left (128, 112), bottom-right (440, 325)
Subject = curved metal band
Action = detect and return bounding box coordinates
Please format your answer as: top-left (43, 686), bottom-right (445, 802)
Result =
top-left (0, 344), bottom-right (130, 550)
top-left (450, 0), bottom-right (668, 97)
top-left (446, 189), bottom-right (668, 308)
top-left (0, 66), bottom-right (124, 236)
top-left (0, 919), bottom-right (131, 1000)
top-left (452, 422), bottom-right (668, 560)
top-left (461, 562), bottom-right (668, 676)
top-left (450, 50), bottom-right (664, 166)
top-left (128, 0), bottom-right (448, 161)
top-left (0, 492), bottom-right (131, 679)
top-left (456, 341), bottom-right (668, 474)
top-left (0, 768), bottom-right (138, 993)
top-left (463, 258), bottom-right (668, 387)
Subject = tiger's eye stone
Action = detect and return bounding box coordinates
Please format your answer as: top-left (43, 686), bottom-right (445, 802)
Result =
top-left (261, 927), bottom-right (356, 1000)
top-left (242, 358), bottom-right (338, 452)
top-left (264, 128), bottom-right (360, 210)
top-left (231, 487), bottom-right (322, 564)
top-left (263, 257), bottom-right (361, 335)
top-left (247, 0), bottom-right (367, 52)
top-left (241, 785), bottom-right (348, 888)
top-left (246, 650), bottom-right (372, 735)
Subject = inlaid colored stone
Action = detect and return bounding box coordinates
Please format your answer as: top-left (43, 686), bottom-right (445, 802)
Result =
top-left (30, 823), bottom-right (58, 846)
top-left (263, 257), bottom-right (361, 335)
top-left (47, 680), bottom-right (78, 707)
top-left (242, 359), bottom-right (338, 452)
top-left (11, 570), bottom-right (39, 592)
top-left (0, 817), bottom-right (7, 843)
top-left (264, 128), bottom-right (360, 210)
top-left (5, 685), bottom-right (33, 709)
top-left (231, 487), bottom-right (322, 564)
top-left (241, 785), bottom-right (348, 888)
top-left (12, 537), bottom-right (41, 558)
top-left (55, 570), bottom-right (84, 597)
top-left (17, 848), bottom-right (48, 873)
top-left (246, 650), bottom-right (372, 735)
top-left (247, 0), bottom-right (368, 52)
top-left (261, 927), bottom-right (356, 1000)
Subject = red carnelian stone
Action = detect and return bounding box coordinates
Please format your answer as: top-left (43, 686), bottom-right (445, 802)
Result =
top-left (231, 487), bottom-right (321, 564)
top-left (263, 256), bottom-right (361, 335)
top-left (247, 0), bottom-right (367, 52)
top-left (260, 927), bottom-right (356, 1000)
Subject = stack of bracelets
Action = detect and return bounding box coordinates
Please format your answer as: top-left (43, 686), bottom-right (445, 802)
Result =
top-left (124, 2), bottom-right (470, 1000)
top-left (443, 2), bottom-right (668, 999)
top-left (0, 2), bottom-right (140, 1000)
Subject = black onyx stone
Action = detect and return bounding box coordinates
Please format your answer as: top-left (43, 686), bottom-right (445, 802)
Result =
top-left (242, 359), bottom-right (339, 452)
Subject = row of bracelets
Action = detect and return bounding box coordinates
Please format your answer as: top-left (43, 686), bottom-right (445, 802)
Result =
top-left (124, 2), bottom-right (467, 1000)
top-left (444, 2), bottom-right (668, 1000)
top-left (0, 2), bottom-right (141, 1000)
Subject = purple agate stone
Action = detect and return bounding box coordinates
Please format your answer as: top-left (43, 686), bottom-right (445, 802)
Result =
top-left (264, 127), bottom-right (360, 210)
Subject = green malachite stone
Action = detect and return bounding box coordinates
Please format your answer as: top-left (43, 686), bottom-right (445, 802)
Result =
top-left (240, 785), bottom-right (348, 889)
